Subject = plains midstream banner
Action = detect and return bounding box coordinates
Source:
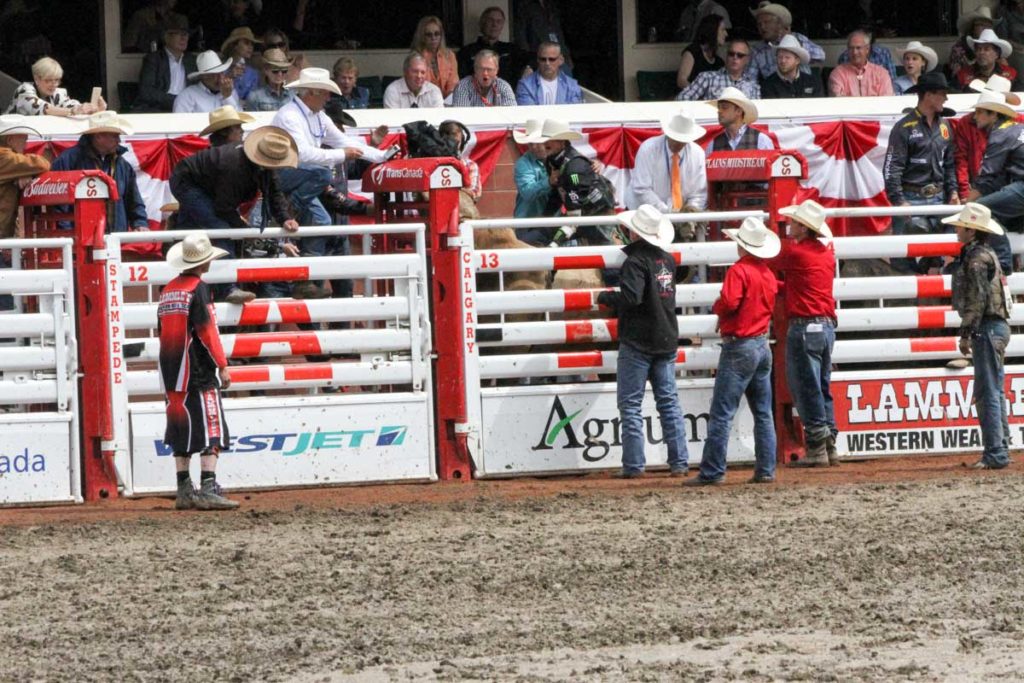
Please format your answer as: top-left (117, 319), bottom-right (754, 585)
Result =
top-left (475, 380), bottom-right (756, 476)
top-left (832, 368), bottom-right (1024, 457)
top-left (128, 394), bottom-right (435, 494)
top-left (0, 415), bottom-right (75, 505)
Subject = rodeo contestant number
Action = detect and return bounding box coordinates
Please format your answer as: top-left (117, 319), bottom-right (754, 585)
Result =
top-left (127, 265), bottom-right (149, 282)
top-left (479, 253), bottom-right (500, 269)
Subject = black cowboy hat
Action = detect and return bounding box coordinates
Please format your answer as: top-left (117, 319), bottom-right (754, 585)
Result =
top-left (906, 71), bottom-right (950, 94)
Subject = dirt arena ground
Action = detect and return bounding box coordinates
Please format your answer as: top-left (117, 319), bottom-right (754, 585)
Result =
top-left (2, 455), bottom-right (1023, 682)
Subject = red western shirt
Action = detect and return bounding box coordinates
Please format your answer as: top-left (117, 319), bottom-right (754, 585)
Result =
top-left (951, 111), bottom-right (1024, 197)
top-left (770, 236), bottom-right (836, 319)
top-left (713, 254), bottom-right (778, 337)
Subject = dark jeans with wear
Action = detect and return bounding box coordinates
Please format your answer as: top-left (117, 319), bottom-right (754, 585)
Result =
top-left (616, 342), bottom-right (689, 474)
top-left (977, 183), bottom-right (1021, 273)
top-left (892, 189), bottom-right (945, 273)
top-left (972, 317), bottom-right (1011, 467)
top-left (785, 317), bottom-right (836, 446)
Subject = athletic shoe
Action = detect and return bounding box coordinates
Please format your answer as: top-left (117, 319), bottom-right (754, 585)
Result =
top-left (225, 288), bottom-right (256, 305)
top-left (175, 480), bottom-right (198, 510)
top-left (194, 479), bottom-right (240, 510)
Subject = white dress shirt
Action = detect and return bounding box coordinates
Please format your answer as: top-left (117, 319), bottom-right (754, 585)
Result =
top-left (382, 79), bottom-right (444, 109)
top-left (271, 96), bottom-right (387, 168)
top-left (629, 135), bottom-right (708, 211)
top-left (166, 49), bottom-right (186, 96)
top-left (172, 83), bottom-right (241, 113)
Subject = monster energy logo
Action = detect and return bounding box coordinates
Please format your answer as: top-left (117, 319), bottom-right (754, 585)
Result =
top-left (570, 173), bottom-right (580, 185)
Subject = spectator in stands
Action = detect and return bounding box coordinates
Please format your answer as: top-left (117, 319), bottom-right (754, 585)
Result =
top-left (760, 34), bottom-right (823, 99)
top-left (676, 14), bottom-right (726, 90)
top-left (0, 116), bottom-right (49, 239)
top-left (6, 57), bottom-right (105, 117)
top-left (746, 3), bottom-right (824, 80)
top-left (952, 76), bottom-right (1022, 211)
top-left (220, 27), bottom-right (262, 101)
top-left (828, 30), bottom-right (894, 97)
top-left (260, 27), bottom-right (290, 53)
top-left (705, 87), bottom-right (773, 153)
top-left (204, 0), bottom-right (261, 53)
top-left (995, 0), bottom-right (1024, 73)
top-left (630, 111), bottom-right (707, 213)
top-left (514, 0), bottom-right (572, 72)
top-left (439, 120), bottom-right (481, 200)
top-left (512, 120), bottom-right (557, 240)
top-left (954, 29), bottom-right (1018, 93)
top-left (893, 41), bottom-right (938, 96)
top-left (516, 42), bottom-right (582, 105)
top-left (949, 6), bottom-right (995, 76)
top-left (458, 7), bottom-right (528, 91)
top-left (451, 50), bottom-right (517, 107)
top-left (383, 53), bottom-right (444, 109)
top-left (123, 0), bottom-right (187, 53)
top-left (244, 47), bottom-right (294, 111)
top-left (411, 16), bottom-right (459, 99)
top-left (133, 15), bottom-right (196, 113)
top-left (836, 31), bottom-right (898, 82)
top-left (200, 105), bottom-right (254, 148)
top-left (51, 112), bottom-right (148, 233)
top-left (675, 0), bottom-right (731, 44)
top-left (174, 50), bottom-right (240, 113)
top-left (330, 57), bottom-right (368, 109)
top-left (678, 38), bottom-right (759, 101)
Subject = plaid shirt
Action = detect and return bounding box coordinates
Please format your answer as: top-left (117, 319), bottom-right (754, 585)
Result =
top-left (450, 76), bottom-right (517, 107)
top-left (677, 68), bottom-right (760, 101)
top-left (746, 32), bottom-right (825, 80)
top-left (838, 44), bottom-right (898, 82)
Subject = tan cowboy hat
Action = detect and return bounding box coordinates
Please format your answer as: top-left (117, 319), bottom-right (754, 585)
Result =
top-left (617, 204), bottom-right (675, 250)
top-left (708, 86), bottom-right (758, 124)
top-left (773, 34), bottom-right (809, 64)
top-left (167, 232), bottom-right (229, 272)
top-left (724, 217), bottom-right (781, 259)
top-left (285, 67), bottom-right (342, 96)
top-left (973, 88), bottom-right (1019, 119)
top-left (780, 199), bottom-right (833, 239)
top-left (188, 50), bottom-right (233, 80)
top-left (661, 111), bottom-right (706, 143)
top-left (750, 2), bottom-right (792, 27)
top-left (261, 47), bottom-right (293, 70)
top-left (968, 74), bottom-right (1021, 105)
top-left (0, 114), bottom-right (39, 137)
top-left (899, 41), bottom-right (938, 74)
top-left (82, 111), bottom-right (133, 136)
top-left (536, 118), bottom-right (582, 142)
top-left (220, 27), bottom-right (262, 56)
top-left (242, 126), bottom-right (298, 169)
top-left (968, 28), bottom-right (1012, 59)
top-left (199, 105), bottom-right (256, 137)
top-left (513, 118), bottom-right (545, 144)
top-left (957, 5), bottom-right (995, 36)
top-left (941, 202), bottom-right (1004, 235)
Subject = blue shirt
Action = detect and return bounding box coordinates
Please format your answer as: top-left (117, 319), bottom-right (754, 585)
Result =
top-left (233, 65), bottom-right (261, 101)
top-left (515, 71), bottom-right (583, 106)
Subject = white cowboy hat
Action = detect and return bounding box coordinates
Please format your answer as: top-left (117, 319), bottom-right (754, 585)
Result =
top-left (707, 86), bottom-right (758, 124)
top-left (242, 125), bottom-right (298, 169)
top-left (958, 5), bottom-right (995, 36)
top-left (513, 118), bottom-right (545, 144)
top-left (617, 205), bottom-right (675, 250)
top-left (973, 88), bottom-right (1019, 119)
top-left (779, 199), bottom-right (833, 239)
top-left (199, 105), bottom-right (255, 137)
top-left (82, 111), bottom-right (133, 136)
top-left (968, 28), bottom-right (1012, 59)
top-left (188, 50), bottom-right (233, 80)
top-left (166, 232), bottom-right (229, 272)
top-left (750, 2), bottom-right (792, 26)
top-left (940, 202), bottom-right (1004, 235)
top-left (724, 217), bottom-right (781, 259)
top-left (773, 34), bottom-right (809, 65)
top-left (285, 67), bottom-right (342, 96)
top-left (899, 41), bottom-right (938, 74)
top-left (535, 118), bottom-right (582, 142)
top-left (968, 73), bottom-right (1021, 105)
top-left (0, 114), bottom-right (39, 137)
top-left (661, 111), bottom-right (706, 143)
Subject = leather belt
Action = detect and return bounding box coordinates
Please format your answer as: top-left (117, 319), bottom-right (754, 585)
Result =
top-left (902, 183), bottom-right (941, 198)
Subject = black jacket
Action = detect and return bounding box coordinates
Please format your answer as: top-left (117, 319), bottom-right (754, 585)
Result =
top-left (547, 144), bottom-right (615, 216)
top-left (133, 50), bottom-right (198, 113)
top-left (883, 108), bottom-right (956, 204)
top-left (597, 240), bottom-right (679, 355)
top-left (759, 71), bottom-right (823, 99)
top-left (976, 119), bottom-right (1024, 196)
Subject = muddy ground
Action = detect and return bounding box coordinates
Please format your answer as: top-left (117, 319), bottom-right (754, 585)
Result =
top-left (1, 458), bottom-right (1023, 682)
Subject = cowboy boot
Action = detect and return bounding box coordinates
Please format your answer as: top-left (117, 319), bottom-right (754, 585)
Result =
top-left (827, 434), bottom-right (840, 466)
top-left (789, 439), bottom-right (830, 468)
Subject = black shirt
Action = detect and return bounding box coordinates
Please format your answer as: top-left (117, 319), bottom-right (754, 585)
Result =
top-left (883, 108), bottom-right (956, 204)
top-left (598, 240), bottom-right (679, 356)
top-left (976, 119), bottom-right (1024, 196)
top-left (759, 70), bottom-right (823, 99)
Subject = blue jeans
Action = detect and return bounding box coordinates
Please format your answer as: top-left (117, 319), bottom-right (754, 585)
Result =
top-left (698, 336), bottom-right (776, 481)
top-left (976, 184), bottom-right (1020, 273)
top-left (277, 165), bottom-right (332, 255)
top-left (892, 190), bottom-right (944, 273)
top-left (785, 318), bottom-right (836, 445)
top-left (616, 342), bottom-right (689, 473)
top-left (972, 318), bottom-right (1011, 467)
top-left (172, 178), bottom-right (238, 299)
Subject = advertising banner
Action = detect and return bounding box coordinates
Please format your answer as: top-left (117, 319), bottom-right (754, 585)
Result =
top-left (477, 380), bottom-right (755, 476)
top-left (0, 414), bottom-right (75, 505)
top-left (129, 394), bottom-right (435, 494)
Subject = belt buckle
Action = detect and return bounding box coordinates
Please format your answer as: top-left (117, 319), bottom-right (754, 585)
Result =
top-left (921, 184), bottom-right (939, 198)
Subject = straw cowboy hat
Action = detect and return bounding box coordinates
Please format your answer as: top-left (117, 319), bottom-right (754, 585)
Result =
top-left (0, 114), bottom-right (39, 137)
top-left (188, 50), bottom-right (233, 80)
top-left (167, 232), bottom-right (229, 272)
top-left (724, 217), bottom-right (781, 259)
top-left (969, 73), bottom-right (1021, 105)
top-left (773, 34), bottom-right (809, 65)
top-left (973, 88), bottom-right (1019, 119)
top-left (285, 67), bottom-right (342, 96)
top-left (750, 2), bottom-right (792, 26)
top-left (899, 41), bottom-right (938, 74)
top-left (780, 199), bottom-right (833, 239)
top-left (536, 118), bottom-right (583, 142)
top-left (662, 111), bottom-right (706, 143)
top-left (82, 111), bottom-right (133, 136)
top-left (617, 204), bottom-right (675, 250)
top-left (968, 28), bottom-right (1012, 59)
top-left (199, 105), bottom-right (255, 137)
top-left (242, 126), bottom-right (299, 169)
top-left (940, 202), bottom-right (1004, 235)
top-left (220, 27), bottom-right (262, 56)
top-left (958, 4), bottom-right (995, 36)
top-left (513, 118), bottom-right (545, 144)
top-left (261, 47), bottom-right (293, 70)
top-left (708, 86), bottom-right (758, 124)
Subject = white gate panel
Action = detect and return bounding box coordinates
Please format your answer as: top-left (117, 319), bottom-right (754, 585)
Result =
top-left (0, 414), bottom-right (76, 505)
top-left (476, 380), bottom-right (755, 476)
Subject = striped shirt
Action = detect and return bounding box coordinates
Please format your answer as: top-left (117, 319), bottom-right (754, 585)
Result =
top-left (677, 68), bottom-right (760, 101)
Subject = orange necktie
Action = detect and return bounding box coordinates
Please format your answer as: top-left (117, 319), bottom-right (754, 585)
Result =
top-left (670, 151), bottom-right (683, 211)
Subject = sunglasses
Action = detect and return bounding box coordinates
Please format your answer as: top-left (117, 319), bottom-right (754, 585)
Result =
top-left (727, 51), bottom-right (749, 58)
top-left (265, 41), bottom-right (286, 48)
top-left (424, 31), bottom-right (442, 37)
top-left (269, 68), bottom-right (288, 74)
top-left (538, 56), bottom-right (560, 62)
